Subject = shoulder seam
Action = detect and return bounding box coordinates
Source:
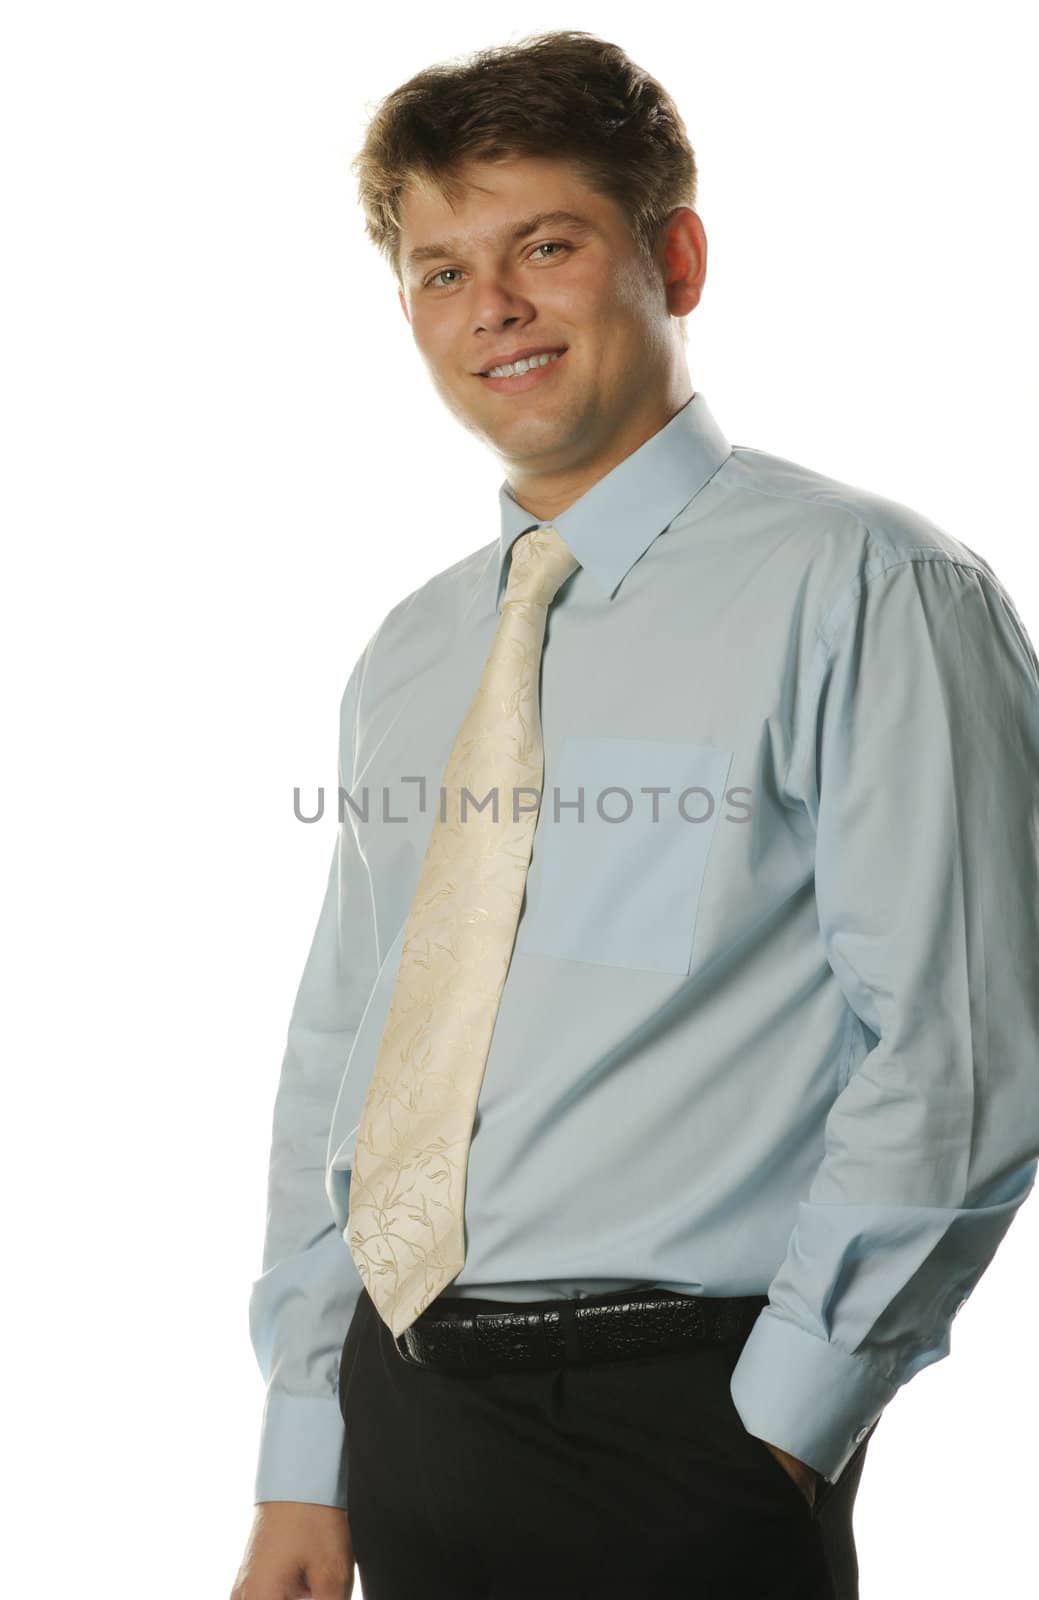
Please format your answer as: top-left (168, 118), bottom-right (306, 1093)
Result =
top-left (721, 459), bottom-right (924, 531)
top-left (783, 550), bottom-right (992, 810)
top-left (815, 549), bottom-right (987, 655)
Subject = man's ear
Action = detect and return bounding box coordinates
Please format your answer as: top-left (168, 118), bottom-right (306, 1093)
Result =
top-left (398, 285), bottom-right (411, 326)
top-left (657, 208), bottom-right (706, 319)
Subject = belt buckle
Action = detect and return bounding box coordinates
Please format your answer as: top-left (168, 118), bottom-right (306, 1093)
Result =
top-left (451, 1301), bottom-right (577, 1371)
top-left (472, 1304), bottom-right (565, 1371)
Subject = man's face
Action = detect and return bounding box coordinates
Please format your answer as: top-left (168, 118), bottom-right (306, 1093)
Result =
top-left (396, 154), bottom-right (681, 476)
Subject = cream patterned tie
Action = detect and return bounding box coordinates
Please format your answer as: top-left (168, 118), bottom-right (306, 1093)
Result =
top-left (346, 523), bottom-right (580, 1338)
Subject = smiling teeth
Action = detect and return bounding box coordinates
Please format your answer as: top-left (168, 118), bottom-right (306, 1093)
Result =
top-left (486, 351), bottom-right (562, 378)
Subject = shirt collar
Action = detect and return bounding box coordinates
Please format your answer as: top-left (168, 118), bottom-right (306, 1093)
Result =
top-left (495, 390), bottom-right (732, 612)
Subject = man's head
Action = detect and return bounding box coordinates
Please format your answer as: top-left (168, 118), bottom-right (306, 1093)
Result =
top-left (351, 31), bottom-right (706, 504)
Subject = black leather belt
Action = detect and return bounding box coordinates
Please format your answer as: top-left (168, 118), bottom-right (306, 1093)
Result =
top-left (393, 1287), bottom-right (771, 1373)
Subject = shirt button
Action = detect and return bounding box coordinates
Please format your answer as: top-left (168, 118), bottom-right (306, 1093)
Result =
top-left (854, 1426), bottom-right (869, 1443)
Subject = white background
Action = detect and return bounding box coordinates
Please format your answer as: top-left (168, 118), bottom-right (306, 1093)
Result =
top-left (3, 4), bottom-right (1036, 1596)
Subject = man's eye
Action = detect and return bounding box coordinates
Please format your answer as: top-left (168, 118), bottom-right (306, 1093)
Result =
top-left (424, 241), bottom-right (570, 290)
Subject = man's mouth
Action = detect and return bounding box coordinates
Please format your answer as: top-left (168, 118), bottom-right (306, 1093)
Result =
top-left (477, 349), bottom-right (568, 394)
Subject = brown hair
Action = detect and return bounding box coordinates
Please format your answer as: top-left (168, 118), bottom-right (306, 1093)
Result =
top-left (350, 30), bottom-right (697, 338)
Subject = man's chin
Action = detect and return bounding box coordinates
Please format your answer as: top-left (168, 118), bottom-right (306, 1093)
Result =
top-left (490, 425), bottom-right (578, 467)
top-left (471, 400), bottom-right (580, 453)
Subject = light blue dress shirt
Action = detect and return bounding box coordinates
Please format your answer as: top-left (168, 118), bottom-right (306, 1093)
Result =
top-left (248, 391), bottom-right (1039, 1510)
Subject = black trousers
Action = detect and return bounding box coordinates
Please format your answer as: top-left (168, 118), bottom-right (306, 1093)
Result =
top-left (338, 1284), bottom-right (874, 1599)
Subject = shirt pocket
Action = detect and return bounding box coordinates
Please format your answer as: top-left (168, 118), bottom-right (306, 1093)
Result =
top-left (515, 734), bottom-right (735, 976)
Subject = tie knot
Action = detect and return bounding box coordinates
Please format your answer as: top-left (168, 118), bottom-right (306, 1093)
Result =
top-left (503, 524), bottom-right (580, 610)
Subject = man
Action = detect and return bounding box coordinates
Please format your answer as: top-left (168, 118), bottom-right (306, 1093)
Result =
top-left (230, 29), bottom-right (1039, 1600)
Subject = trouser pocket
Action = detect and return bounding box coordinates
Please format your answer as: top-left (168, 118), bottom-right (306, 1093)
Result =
top-left (745, 1430), bottom-right (820, 1519)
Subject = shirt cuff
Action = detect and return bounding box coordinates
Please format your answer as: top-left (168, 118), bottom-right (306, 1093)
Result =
top-left (253, 1391), bottom-right (349, 1509)
top-left (729, 1307), bottom-right (897, 1483)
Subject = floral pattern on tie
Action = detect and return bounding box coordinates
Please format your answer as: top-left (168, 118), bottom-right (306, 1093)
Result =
top-left (346, 525), bottom-right (581, 1337)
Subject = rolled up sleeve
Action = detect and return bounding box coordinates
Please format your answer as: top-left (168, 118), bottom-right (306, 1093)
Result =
top-left (730, 549), bottom-right (1039, 1484)
top-left (247, 655), bottom-right (379, 1507)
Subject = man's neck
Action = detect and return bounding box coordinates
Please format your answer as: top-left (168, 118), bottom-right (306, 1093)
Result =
top-left (503, 386), bottom-right (695, 523)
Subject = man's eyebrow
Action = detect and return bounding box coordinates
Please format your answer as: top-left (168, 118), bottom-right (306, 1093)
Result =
top-left (405, 210), bottom-right (595, 270)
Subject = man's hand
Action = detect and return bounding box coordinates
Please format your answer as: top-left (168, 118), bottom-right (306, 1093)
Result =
top-left (762, 1441), bottom-right (818, 1510)
top-left (229, 1501), bottom-right (354, 1600)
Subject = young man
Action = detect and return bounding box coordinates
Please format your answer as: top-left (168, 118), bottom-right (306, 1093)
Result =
top-left (230, 30), bottom-right (1039, 1600)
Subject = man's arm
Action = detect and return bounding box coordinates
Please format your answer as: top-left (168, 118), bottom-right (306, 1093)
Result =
top-left (731, 547), bottom-right (1039, 1486)
top-left (247, 653), bottom-right (380, 1507)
